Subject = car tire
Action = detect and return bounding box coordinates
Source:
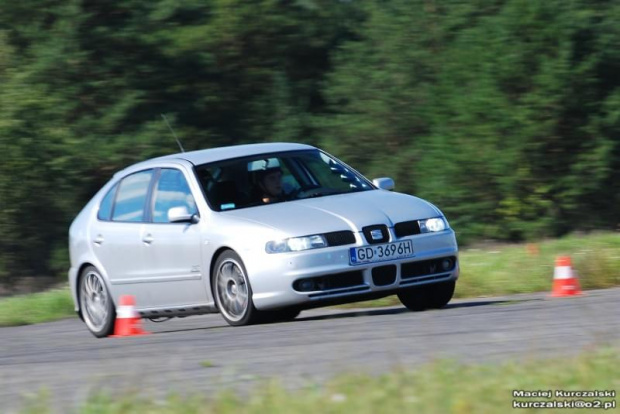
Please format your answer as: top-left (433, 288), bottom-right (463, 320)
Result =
top-left (79, 266), bottom-right (116, 338)
top-left (397, 281), bottom-right (456, 312)
top-left (260, 307), bottom-right (301, 324)
top-left (397, 286), bottom-right (430, 311)
top-left (213, 250), bottom-right (259, 326)
top-left (426, 280), bottom-right (456, 309)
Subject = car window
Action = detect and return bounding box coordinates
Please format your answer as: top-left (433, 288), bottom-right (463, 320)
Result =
top-left (195, 149), bottom-right (372, 211)
top-left (111, 170), bottom-right (153, 222)
top-left (296, 151), bottom-right (370, 193)
top-left (97, 183), bottom-right (118, 221)
top-left (151, 169), bottom-right (197, 223)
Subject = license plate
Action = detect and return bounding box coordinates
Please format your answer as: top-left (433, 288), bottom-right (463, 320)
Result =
top-left (349, 240), bottom-right (414, 265)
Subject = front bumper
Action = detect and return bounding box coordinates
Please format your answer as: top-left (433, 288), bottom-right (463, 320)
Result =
top-left (248, 229), bottom-right (459, 310)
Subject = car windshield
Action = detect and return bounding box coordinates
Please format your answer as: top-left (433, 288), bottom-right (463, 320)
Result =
top-left (195, 149), bottom-right (374, 211)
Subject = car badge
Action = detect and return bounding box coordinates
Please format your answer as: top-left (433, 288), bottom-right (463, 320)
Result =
top-left (370, 229), bottom-right (383, 240)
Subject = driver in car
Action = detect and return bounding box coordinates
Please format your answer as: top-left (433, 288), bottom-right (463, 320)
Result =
top-left (257, 167), bottom-right (284, 204)
top-left (249, 158), bottom-right (289, 204)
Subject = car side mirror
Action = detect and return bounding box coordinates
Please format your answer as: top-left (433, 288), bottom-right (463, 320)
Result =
top-left (372, 177), bottom-right (395, 191)
top-left (168, 206), bottom-right (199, 224)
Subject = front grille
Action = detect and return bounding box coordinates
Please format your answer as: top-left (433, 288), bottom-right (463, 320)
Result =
top-left (293, 270), bottom-right (364, 293)
top-left (362, 224), bottom-right (389, 244)
top-left (401, 256), bottom-right (456, 279)
top-left (324, 230), bottom-right (356, 247)
top-left (394, 220), bottom-right (421, 237)
top-left (372, 265), bottom-right (397, 286)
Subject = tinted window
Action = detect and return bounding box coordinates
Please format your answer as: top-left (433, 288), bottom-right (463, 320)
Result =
top-left (195, 149), bottom-right (372, 211)
top-left (151, 169), bottom-right (197, 223)
top-left (304, 152), bottom-right (366, 193)
top-left (97, 183), bottom-right (118, 221)
top-left (112, 170), bottom-right (153, 222)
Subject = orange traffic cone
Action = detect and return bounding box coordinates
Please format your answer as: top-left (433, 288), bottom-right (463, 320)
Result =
top-left (550, 256), bottom-right (582, 297)
top-left (110, 295), bottom-right (150, 337)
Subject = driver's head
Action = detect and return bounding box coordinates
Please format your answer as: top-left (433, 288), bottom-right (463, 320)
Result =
top-left (257, 168), bottom-right (282, 197)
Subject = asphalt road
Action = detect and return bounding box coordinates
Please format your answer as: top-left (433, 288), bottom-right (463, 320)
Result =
top-left (1, 288), bottom-right (619, 413)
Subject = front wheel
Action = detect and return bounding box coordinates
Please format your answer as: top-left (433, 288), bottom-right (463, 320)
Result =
top-left (79, 266), bottom-right (116, 338)
top-left (397, 281), bottom-right (455, 311)
top-left (426, 280), bottom-right (456, 309)
top-left (213, 250), bottom-right (259, 326)
top-left (260, 307), bottom-right (301, 324)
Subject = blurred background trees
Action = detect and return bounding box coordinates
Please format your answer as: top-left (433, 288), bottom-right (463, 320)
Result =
top-left (0, 0), bottom-right (618, 280)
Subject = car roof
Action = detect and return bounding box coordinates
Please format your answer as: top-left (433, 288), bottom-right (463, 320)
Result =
top-left (124, 142), bottom-right (317, 173)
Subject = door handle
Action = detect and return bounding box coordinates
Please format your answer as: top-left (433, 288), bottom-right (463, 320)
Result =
top-left (142, 234), bottom-right (154, 244)
top-left (93, 235), bottom-right (104, 245)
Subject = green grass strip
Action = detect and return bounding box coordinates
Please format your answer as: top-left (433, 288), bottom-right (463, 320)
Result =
top-left (0, 287), bottom-right (74, 326)
top-left (455, 231), bottom-right (620, 297)
top-left (20, 346), bottom-right (620, 414)
top-left (345, 231), bottom-right (620, 307)
top-left (1, 232), bottom-right (619, 326)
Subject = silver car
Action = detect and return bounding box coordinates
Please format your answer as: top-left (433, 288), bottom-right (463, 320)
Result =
top-left (69, 143), bottom-right (459, 337)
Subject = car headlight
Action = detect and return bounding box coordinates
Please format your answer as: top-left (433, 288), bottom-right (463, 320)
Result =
top-left (419, 217), bottom-right (447, 233)
top-left (266, 235), bottom-right (327, 253)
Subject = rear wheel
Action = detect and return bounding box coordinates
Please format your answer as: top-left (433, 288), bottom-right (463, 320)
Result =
top-left (79, 266), bottom-right (115, 338)
top-left (213, 251), bottom-right (259, 326)
top-left (398, 281), bottom-right (455, 311)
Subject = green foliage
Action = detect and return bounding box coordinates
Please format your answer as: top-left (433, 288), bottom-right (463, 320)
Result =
top-left (0, 0), bottom-right (358, 280)
top-left (320, 0), bottom-right (620, 243)
top-left (0, 0), bottom-right (618, 280)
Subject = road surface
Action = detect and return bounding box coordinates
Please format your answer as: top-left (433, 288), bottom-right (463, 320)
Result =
top-left (1, 288), bottom-right (619, 413)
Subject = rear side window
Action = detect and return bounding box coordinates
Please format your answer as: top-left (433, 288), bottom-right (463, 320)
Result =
top-left (151, 169), bottom-right (197, 223)
top-left (112, 170), bottom-right (153, 222)
top-left (97, 183), bottom-right (118, 221)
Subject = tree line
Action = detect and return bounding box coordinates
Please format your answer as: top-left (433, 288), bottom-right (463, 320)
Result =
top-left (0, 0), bottom-right (618, 280)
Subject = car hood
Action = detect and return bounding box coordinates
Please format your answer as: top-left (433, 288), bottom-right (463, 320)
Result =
top-left (222, 190), bottom-right (441, 237)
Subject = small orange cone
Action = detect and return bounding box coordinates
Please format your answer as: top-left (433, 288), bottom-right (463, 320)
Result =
top-left (110, 295), bottom-right (150, 337)
top-left (550, 256), bottom-right (582, 297)
top-left (526, 243), bottom-right (540, 256)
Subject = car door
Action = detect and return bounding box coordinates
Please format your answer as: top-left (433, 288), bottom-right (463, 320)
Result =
top-left (90, 169), bottom-right (153, 304)
top-left (139, 167), bottom-right (207, 308)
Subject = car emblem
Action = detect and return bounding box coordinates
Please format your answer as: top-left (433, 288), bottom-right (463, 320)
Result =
top-left (370, 229), bottom-right (383, 241)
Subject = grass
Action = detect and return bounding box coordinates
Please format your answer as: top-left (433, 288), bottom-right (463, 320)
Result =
top-left (454, 231), bottom-right (620, 297)
top-left (1, 232), bottom-right (619, 326)
top-left (19, 346), bottom-right (620, 414)
top-left (0, 286), bottom-right (75, 326)
top-left (345, 231), bottom-right (620, 308)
